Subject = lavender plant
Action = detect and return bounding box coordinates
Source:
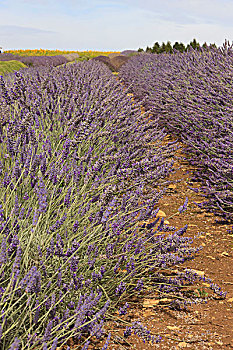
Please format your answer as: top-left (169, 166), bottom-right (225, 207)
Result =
top-left (0, 61), bottom-right (225, 349)
top-left (0, 53), bottom-right (68, 67)
top-left (119, 41), bottom-right (233, 222)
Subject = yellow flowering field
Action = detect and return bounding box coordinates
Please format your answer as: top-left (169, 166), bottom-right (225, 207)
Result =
top-left (4, 49), bottom-right (120, 58)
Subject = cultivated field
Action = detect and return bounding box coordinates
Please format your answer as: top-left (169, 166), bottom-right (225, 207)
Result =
top-left (0, 45), bottom-right (232, 349)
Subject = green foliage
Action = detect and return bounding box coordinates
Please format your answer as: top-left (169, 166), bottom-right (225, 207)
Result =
top-left (194, 288), bottom-right (208, 298)
top-left (0, 60), bottom-right (27, 75)
top-left (173, 41), bottom-right (186, 53)
top-left (152, 42), bottom-right (160, 54)
top-left (140, 39), bottom-right (216, 54)
top-left (127, 52), bottom-right (140, 57)
top-left (186, 38), bottom-right (200, 51)
top-left (210, 43), bottom-right (217, 49)
top-left (145, 46), bottom-right (152, 53)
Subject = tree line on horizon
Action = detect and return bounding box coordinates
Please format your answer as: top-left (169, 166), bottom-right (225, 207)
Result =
top-left (138, 39), bottom-right (217, 54)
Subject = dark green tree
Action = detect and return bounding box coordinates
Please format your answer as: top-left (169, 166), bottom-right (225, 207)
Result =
top-left (165, 41), bottom-right (173, 53)
top-left (202, 42), bottom-right (208, 50)
top-left (160, 42), bottom-right (167, 53)
top-left (187, 38), bottom-right (200, 51)
top-left (175, 42), bottom-right (186, 52)
top-left (209, 43), bottom-right (217, 49)
top-left (152, 42), bottom-right (160, 54)
top-left (137, 39), bottom-right (216, 54)
top-left (173, 41), bottom-right (180, 52)
top-left (179, 42), bottom-right (186, 52)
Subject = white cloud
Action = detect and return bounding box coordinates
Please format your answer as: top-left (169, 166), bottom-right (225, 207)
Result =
top-left (0, 25), bottom-right (56, 36)
top-left (122, 0), bottom-right (233, 26)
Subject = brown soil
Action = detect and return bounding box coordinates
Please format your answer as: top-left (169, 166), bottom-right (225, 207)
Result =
top-left (108, 53), bottom-right (122, 59)
top-left (93, 135), bottom-right (233, 350)
top-left (109, 55), bottom-right (130, 71)
top-left (61, 53), bottom-right (80, 62)
top-left (66, 78), bottom-right (233, 350)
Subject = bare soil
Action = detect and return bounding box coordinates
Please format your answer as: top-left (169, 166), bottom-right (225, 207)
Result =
top-left (99, 135), bottom-right (233, 350)
top-left (66, 82), bottom-right (233, 350)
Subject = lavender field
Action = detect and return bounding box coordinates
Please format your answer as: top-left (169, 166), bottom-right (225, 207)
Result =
top-left (0, 53), bottom-right (69, 67)
top-left (119, 42), bottom-right (233, 222)
top-left (0, 50), bottom-right (230, 349)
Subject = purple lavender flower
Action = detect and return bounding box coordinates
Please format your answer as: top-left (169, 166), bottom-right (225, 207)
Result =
top-left (176, 224), bottom-right (188, 236)
top-left (12, 160), bottom-right (21, 181)
top-left (68, 301), bottom-right (75, 309)
top-left (178, 197), bottom-right (189, 213)
top-left (70, 256), bottom-right (79, 272)
top-left (32, 209), bottom-right (39, 226)
top-left (99, 265), bottom-right (106, 277)
top-left (146, 217), bottom-right (159, 230)
top-left (118, 302), bottom-right (129, 315)
top-left (0, 237), bottom-right (7, 266)
top-left (40, 155), bottom-right (47, 175)
top-left (36, 177), bottom-right (48, 213)
top-left (115, 282), bottom-right (126, 296)
top-left (43, 320), bottom-right (53, 342)
top-left (0, 204), bottom-right (4, 222)
top-left (130, 321), bottom-right (161, 345)
top-left (85, 279), bottom-right (91, 288)
top-left (57, 268), bottom-right (62, 287)
top-left (55, 233), bottom-right (64, 257)
top-left (26, 206), bottom-right (32, 218)
top-left (8, 337), bottom-right (20, 349)
top-left (64, 188), bottom-right (72, 207)
top-left (81, 341), bottom-right (90, 350)
top-left (18, 207), bottom-right (25, 220)
top-left (51, 337), bottom-right (58, 350)
top-left (73, 220), bottom-right (79, 233)
top-left (25, 267), bottom-right (41, 295)
top-left (88, 258), bottom-right (96, 269)
top-left (46, 238), bottom-right (54, 259)
top-left (2, 172), bottom-right (11, 188)
top-left (49, 213), bottom-right (67, 233)
top-left (135, 278), bottom-right (144, 291)
top-left (33, 300), bottom-right (40, 325)
top-left (101, 333), bottom-right (111, 350)
top-left (11, 245), bottom-right (22, 277)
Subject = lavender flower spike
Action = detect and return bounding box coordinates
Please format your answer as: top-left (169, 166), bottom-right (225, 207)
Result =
top-left (178, 197), bottom-right (189, 213)
top-left (81, 340), bottom-right (90, 350)
top-left (101, 333), bottom-right (111, 350)
top-left (9, 337), bottom-right (21, 350)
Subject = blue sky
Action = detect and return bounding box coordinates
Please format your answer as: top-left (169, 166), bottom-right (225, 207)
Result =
top-left (0, 0), bottom-right (233, 51)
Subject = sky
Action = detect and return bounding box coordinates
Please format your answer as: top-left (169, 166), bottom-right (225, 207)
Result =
top-left (0, 0), bottom-right (233, 51)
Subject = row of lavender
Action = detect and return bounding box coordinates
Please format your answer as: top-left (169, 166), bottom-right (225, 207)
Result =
top-left (0, 61), bottom-right (224, 349)
top-left (119, 43), bottom-right (233, 222)
top-left (0, 53), bottom-right (68, 67)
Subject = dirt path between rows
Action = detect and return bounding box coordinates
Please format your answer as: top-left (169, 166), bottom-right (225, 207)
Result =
top-left (96, 80), bottom-right (233, 350)
top-left (100, 133), bottom-right (233, 350)
top-left (67, 76), bottom-right (233, 350)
